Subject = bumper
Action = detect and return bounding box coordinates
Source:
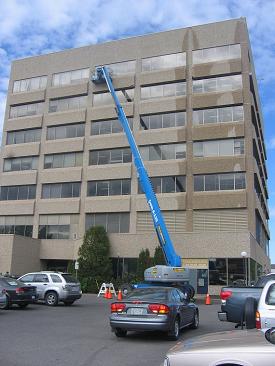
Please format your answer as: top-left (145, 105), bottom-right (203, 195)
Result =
top-left (61, 293), bottom-right (82, 301)
top-left (218, 311), bottom-right (228, 321)
top-left (110, 314), bottom-right (170, 332)
top-left (12, 294), bottom-right (38, 304)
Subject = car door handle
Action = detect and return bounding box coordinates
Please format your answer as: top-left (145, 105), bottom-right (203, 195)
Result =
top-left (43, 284), bottom-right (48, 285)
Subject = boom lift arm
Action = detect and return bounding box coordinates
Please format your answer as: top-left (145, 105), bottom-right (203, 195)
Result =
top-left (92, 66), bottom-right (181, 267)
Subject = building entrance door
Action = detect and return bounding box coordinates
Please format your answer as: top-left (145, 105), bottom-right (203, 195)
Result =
top-left (197, 269), bottom-right (208, 294)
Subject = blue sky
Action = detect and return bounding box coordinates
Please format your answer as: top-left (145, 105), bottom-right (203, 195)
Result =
top-left (0, 0), bottom-right (274, 261)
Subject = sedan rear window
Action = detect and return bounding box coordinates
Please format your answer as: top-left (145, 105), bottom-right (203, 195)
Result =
top-left (62, 274), bottom-right (78, 283)
top-left (0, 278), bottom-right (22, 287)
top-left (126, 288), bottom-right (168, 301)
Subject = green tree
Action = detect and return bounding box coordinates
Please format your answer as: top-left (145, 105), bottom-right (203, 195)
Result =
top-left (137, 248), bottom-right (153, 280)
top-left (78, 226), bottom-right (112, 293)
top-left (153, 246), bottom-right (166, 265)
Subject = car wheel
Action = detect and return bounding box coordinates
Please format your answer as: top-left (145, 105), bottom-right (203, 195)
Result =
top-left (18, 303), bottom-right (28, 309)
top-left (1, 295), bottom-right (10, 310)
top-left (244, 297), bottom-right (257, 329)
top-left (64, 301), bottom-right (75, 306)
top-left (45, 291), bottom-right (58, 306)
top-left (114, 328), bottom-right (127, 338)
top-left (168, 317), bottom-right (180, 341)
top-left (189, 310), bottom-right (199, 329)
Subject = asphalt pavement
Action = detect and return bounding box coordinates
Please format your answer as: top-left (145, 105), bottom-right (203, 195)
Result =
top-left (0, 295), bottom-right (235, 366)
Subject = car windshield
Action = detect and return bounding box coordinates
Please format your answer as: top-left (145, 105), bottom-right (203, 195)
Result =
top-left (62, 274), bottom-right (79, 283)
top-left (126, 288), bottom-right (168, 301)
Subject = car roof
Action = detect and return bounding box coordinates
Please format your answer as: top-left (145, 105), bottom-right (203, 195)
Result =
top-left (167, 330), bottom-right (273, 355)
top-left (21, 272), bottom-right (69, 275)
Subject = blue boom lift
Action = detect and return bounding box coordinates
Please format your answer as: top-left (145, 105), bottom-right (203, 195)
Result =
top-left (92, 67), bottom-right (192, 295)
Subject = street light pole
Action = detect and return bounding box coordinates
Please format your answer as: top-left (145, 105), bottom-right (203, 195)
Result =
top-left (241, 251), bottom-right (248, 286)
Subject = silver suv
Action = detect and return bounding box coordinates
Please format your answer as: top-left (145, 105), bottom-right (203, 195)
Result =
top-left (19, 272), bottom-right (82, 306)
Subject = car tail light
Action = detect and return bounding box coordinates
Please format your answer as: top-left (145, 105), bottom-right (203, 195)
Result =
top-left (111, 303), bottom-right (126, 313)
top-left (15, 287), bottom-right (25, 294)
top-left (148, 304), bottom-right (170, 314)
top-left (220, 290), bottom-right (232, 301)
top-left (256, 310), bottom-right (261, 329)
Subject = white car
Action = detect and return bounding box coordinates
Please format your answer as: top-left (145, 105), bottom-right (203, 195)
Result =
top-left (256, 280), bottom-right (275, 329)
top-left (164, 329), bottom-right (275, 366)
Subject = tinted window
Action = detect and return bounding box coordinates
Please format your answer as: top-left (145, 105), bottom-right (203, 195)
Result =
top-left (34, 274), bottom-right (49, 283)
top-left (126, 288), bottom-right (168, 301)
top-left (50, 274), bottom-right (62, 283)
top-left (62, 274), bottom-right (78, 283)
top-left (0, 278), bottom-right (23, 287)
top-left (20, 274), bottom-right (35, 282)
top-left (266, 284), bottom-right (275, 305)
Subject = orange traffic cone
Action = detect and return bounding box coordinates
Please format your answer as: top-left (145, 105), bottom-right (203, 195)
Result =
top-left (104, 287), bottom-right (109, 299)
top-left (107, 288), bottom-right (113, 299)
top-left (205, 293), bottom-right (211, 305)
top-left (117, 289), bottom-right (123, 301)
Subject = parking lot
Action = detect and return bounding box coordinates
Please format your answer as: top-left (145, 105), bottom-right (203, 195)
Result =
top-left (0, 294), bottom-right (235, 366)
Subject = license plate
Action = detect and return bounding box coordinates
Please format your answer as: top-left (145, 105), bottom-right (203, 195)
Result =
top-left (127, 308), bottom-right (146, 315)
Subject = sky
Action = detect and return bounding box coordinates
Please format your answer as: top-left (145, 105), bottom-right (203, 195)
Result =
top-left (0, 0), bottom-right (274, 261)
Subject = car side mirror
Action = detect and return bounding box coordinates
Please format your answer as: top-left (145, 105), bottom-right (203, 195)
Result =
top-left (265, 328), bottom-right (275, 345)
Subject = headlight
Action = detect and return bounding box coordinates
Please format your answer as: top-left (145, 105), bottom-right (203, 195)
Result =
top-left (163, 357), bottom-right (170, 366)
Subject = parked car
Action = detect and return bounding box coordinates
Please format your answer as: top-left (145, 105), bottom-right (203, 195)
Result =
top-left (0, 287), bottom-right (7, 309)
top-left (0, 276), bottom-right (37, 309)
top-left (256, 280), bottom-right (275, 329)
top-left (164, 328), bottom-right (275, 366)
top-left (19, 272), bottom-right (82, 306)
top-left (218, 273), bottom-right (275, 327)
top-left (110, 286), bottom-right (199, 340)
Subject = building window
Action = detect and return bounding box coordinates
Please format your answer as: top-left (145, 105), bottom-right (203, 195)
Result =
top-left (255, 210), bottom-right (269, 253)
top-left (0, 216), bottom-right (33, 237)
top-left (141, 82), bottom-right (186, 100)
top-left (209, 258), bottom-right (227, 285)
top-left (141, 52), bottom-right (186, 72)
top-left (42, 182), bottom-right (81, 199)
top-left (89, 148), bottom-right (132, 165)
top-left (13, 76), bottom-right (47, 93)
top-left (193, 74), bottom-right (242, 94)
top-left (52, 68), bottom-right (89, 87)
top-left (87, 179), bottom-right (131, 196)
top-left (193, 105), bottom-right (244, 125)
top-left (193, 139), bottom-right (244, 157)
top-left (86, 213), bottom-right (130, 233)
top-left (44, 152), bottom-right (83, 169)
top-left (38, 214), bottom-right (77, 239)
top-left (140, 143), bottom-right (186, 161)
top-left (138, 176), bottom-right (186, 194)
top-left (193, 44), bottom-right (241, 64)
top-left (194, 173), bottom-right (246, 191)
top-left (140, 112), bottom-right (186, 130)
top-left (91, 118), bottom-right (133, 135)
top-left (3, 156), bottom-right (38, 172)
top-left (228, 258), bottom-right (245, 286)
top-left (6, 129), bottom-right (41, 145)
top-left (104, 60), bottom-right (136, 75)
top-left (47, 123), bottom-right (85, 140)
top-left (10, 102), bottom-right (44, 118)
top-left (93, 89), bottom-right (134, 107)
top-left (49, 95), bottom-right (87, 113)
top-left (0, 185), bottom-right (36, 200)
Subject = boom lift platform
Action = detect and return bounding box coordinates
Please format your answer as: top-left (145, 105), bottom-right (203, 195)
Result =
top-left (92, 66), bottom-right (190, 286)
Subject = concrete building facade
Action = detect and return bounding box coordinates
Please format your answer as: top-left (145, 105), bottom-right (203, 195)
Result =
top-left (0, 18), bottom-right (270, 294)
